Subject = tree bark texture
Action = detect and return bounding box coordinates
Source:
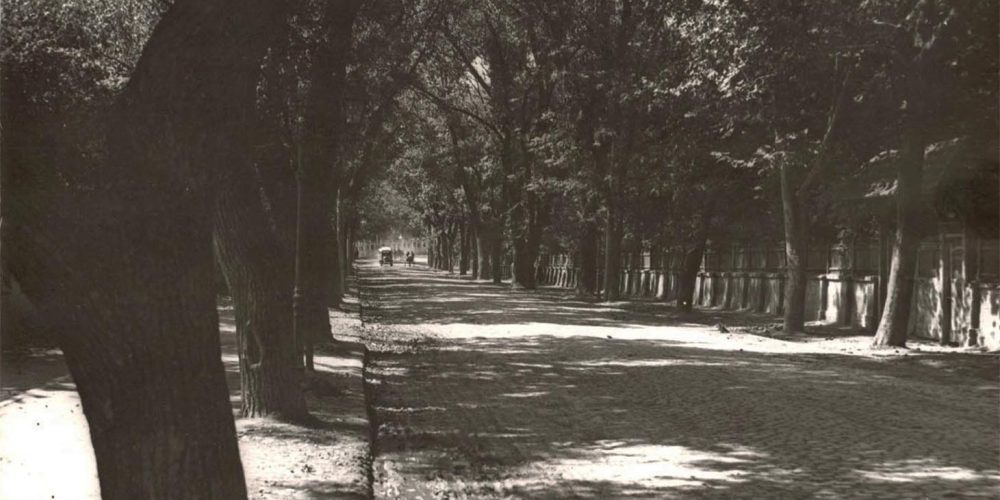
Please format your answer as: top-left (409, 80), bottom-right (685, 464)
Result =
top-left (873, 3), bottom-right (943, 346)
top-left (213, 173), bottom-right (307, 421)
top-left (476, 233), bottom-right (491, 280)
top-left (576, 219), bottom-right (599, 296)
top-left (873, 130), bottom-right (926, 346)
top-left (459, 221), bottom-right (470, 275)
top-left (678, 239), bottom-right (708, 313)
top-left (516, 193), bottom-right (544, 289)
top-left (477, 222), bottom-right (499, 281)
top-left (491, 228), bottom-right (505, 284)
top-left (781, 159), bottom-right (808, 333)
top-left (344, 221), bottom-right (357, 273)
top-left (327, 217), bottom-right (344, 308)
top-left (444, 226), bottom-right (456, 271)
top-left (469, 227), bottom-right (479, 278)
top-left (294, 0), bottom-right (360, 367)
top-left (427, 224), bottom-right (436, 269)
top-left (2, 0), bottom-right (290, 496)
top-left (603, 211), bottom-right (623, 301)
top-left (512, 239), bottom-right (532, 289)
top-left (292, 165), bottom-right (331, 371)
top-left (325, 190), bottom-right (344, 308)
top-left (436, 232), bottom-right (447, 270)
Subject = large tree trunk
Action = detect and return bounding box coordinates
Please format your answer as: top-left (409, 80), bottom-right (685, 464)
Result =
top-left (519, 237), bottom-right (541, 289)
top-left (511, 242), bottom-right (529, 288)
top-left (426, 243), bottom-right (434, 269)
top-left (11, 213), bottom-right (250, 500)
top-left (781, 159), bottom-right (808, 333)
top-left (469, 226), bottom-right (478, 278)
top-left (459, 221), bottom-right (470, 275)
top-left (601, 142), bottom-right (623, 302)
top-left (344, 221), bottom-right (356, 274)
top-left (519, 194), bottom-right (544, 289)
top-left (437, 232), bottom-right (444, 269)
top-left (294, 0), bottom-right (359, 369)
top-left (433, 231), bottom-right (441, 269)
top-left (453, 141), bottom-right (481, 278)
top-left (603, 212), bottom-right (623, 301)
top-left (873, 131), bottom-right (926, 346)
top-left (438, 232), bottom-right (447, 270)
top-left (511, 239), bottom-right (534, 289)
top-left (326, 190), bottom-right (345, 308)
top-left (477, 222), bottom-right (497, 281)
top-left (491, 228), bottom-right (505, 284)
top-left (476, 231), bottom-right (491, 280)
top-left (213, 173), bottom-right (307, 420)
top-left (445, 226), bottom-right (456, 271)
top-left (677, 239), bottom-right (708, 313)
top-left (327, 220), bottom-right (343, 308)
top-left (576, 219), bottom-right (599, 297)
top-left (465, 223), bottom-right (479, 279)
top-left (448, 228), bottom-right (456, 271)
top-left (509, 182), bottom-right (537, 289)
top-left (292, 156), bottom-right (332, 372)
top-left (441, 232), bottom-right (448, 270)
top-left (1, 0), bottom-right (290, 495)
top-left (872, 7), bottom-right (943, 346)
top-left (427, 226), bottom-right (436, 269)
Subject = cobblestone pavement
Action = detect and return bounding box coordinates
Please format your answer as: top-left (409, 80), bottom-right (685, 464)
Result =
top-left (360, 262), bottom-right (1000, 499)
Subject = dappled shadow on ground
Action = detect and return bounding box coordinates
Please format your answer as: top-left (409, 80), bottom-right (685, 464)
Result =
top-left (0, 294), bottom-right (371, 500)
top-left (360, 262), bottom-right (1000, 499)
top-left (360, 262), bottom-right (780, 330)
top-left (220, 299), bottom-right (371, 499)
top-left (0, 348), bottom-right (79, 402)
top-left (369, 336), bottom-right (999, 499)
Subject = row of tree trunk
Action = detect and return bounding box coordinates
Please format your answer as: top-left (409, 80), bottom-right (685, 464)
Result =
top-left (4, 0), bottom-right (363, 497)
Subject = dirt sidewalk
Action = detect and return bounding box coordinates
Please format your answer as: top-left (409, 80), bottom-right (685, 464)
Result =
top-left (0, 292), bottom-right (371, 499)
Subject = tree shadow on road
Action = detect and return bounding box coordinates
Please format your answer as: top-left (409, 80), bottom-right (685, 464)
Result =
top-left (362, 264), bottom-right (780, 330)
top-left (359, 263), bottom-right (1000, 499)
top-left (219, 299), bottom-right (371, 499)
top-left (369, 334), bottom-right (999, 498)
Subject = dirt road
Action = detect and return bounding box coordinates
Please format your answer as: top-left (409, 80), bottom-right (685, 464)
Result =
top-left (360, 262), bottom-right (1000, 499)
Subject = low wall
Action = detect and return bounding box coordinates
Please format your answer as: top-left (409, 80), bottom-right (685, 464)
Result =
top-left (535, 263), bottom-right (1000, 348)
top-left (979, 285), bottom-right (1000, 350)
top-left (539, 266), bottom-right (579, 289)
top-left (909, 277), bottom-right (944, 341)
top-left (852, 276), bottom-right (878, 331)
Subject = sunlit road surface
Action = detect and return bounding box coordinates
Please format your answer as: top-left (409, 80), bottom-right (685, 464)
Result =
top-left (361, 262), bottom-right (1000, 499)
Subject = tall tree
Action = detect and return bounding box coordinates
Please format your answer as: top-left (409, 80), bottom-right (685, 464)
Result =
top-left (3, 0), bottom-right (286, 495)
top-left (209, 6), bottom-right (309, 421)
top-left (872, 0), bottom-right (997, 346)
top-left (331, 0), bottom-right (444, 301)
top-left (732, 0), bottom-right (866, 333)
top-left (213, 164), bottom-right (308, 420)
top-left (294, 0), bottom-right (361, 370)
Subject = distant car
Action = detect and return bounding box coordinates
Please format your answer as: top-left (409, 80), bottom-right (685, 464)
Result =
top-left (379, 248), bottom-right (393, 266)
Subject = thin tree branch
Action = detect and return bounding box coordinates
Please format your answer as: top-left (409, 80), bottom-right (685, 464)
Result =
top-left (407, 80), bottom-right (504, 138)
top-left (441, 20), bottom-right (493, 94)
top-left (796, 55), bottom-right (856, 197)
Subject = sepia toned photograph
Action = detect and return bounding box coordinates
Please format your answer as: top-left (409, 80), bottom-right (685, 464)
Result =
top-left (1, 0), bottom-right (997, 498)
